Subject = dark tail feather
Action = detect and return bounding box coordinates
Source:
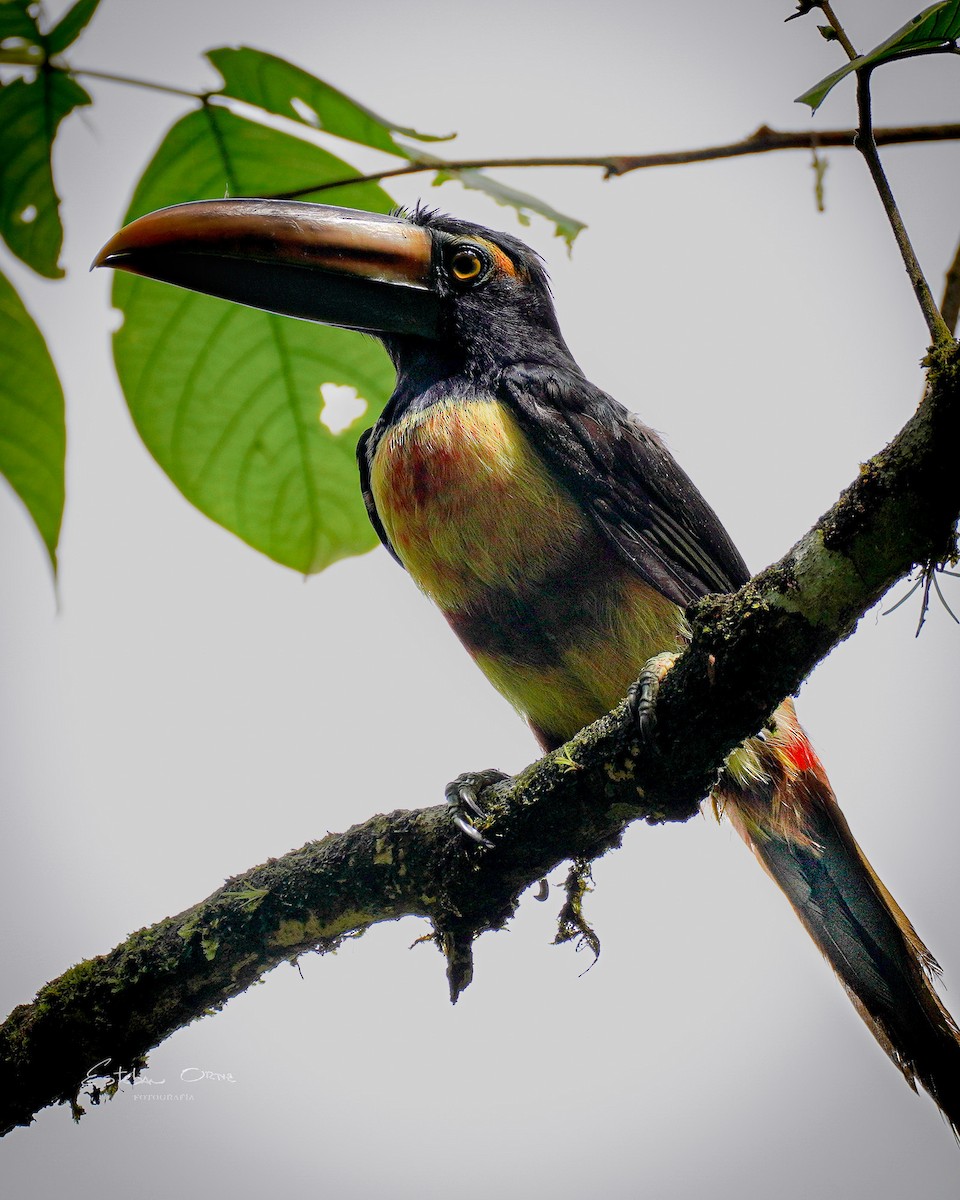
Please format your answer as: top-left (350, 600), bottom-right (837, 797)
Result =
top-left (726, 777), bottom-right (960, 1137)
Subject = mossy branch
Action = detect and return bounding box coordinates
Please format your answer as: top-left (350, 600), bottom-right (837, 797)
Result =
top-left (2, 341), bottom-right (958, 1137)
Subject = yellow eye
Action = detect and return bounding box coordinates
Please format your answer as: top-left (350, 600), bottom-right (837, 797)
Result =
top-left (450, 247), bottom-right (484, 283)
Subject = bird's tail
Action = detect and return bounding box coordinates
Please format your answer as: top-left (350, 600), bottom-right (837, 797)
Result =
top-left (717, 700), bottom-right (960, 1136)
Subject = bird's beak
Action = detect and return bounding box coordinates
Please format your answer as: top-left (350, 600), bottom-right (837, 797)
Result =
top-left (93, 199), bottom-right (441, 338)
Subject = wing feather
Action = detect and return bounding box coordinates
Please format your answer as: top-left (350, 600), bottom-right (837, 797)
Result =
top-left (501, 364), bottom-right (750, 606)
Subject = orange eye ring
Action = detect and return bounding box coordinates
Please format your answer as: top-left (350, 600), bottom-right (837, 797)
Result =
top-left (449, 247), bottom-right (485, 283)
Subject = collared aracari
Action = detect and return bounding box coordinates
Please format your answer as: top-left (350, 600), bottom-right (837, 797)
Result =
top-left (96, 198), bottom-right (960, 1131)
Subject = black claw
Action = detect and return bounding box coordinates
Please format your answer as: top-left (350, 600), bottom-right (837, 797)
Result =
top-left (628, 654), bottom-right (677, 746)
top-left (445, 769), bottom-right (510, 848)
top-left (457, 784), bottom-right (485, 820)
top-left (452, 813), bottom-right (492, 846)
top-left (627, 675), bottom-right (659, 745)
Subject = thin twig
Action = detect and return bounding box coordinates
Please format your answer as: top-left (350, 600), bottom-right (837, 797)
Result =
top-left (69, 65), bottom-right (212, 101)
top-left (0, 52), bottom-right (211, 101)
top-left (267, 123), bottom-right (960, 200)
top-left (855, 67), bottom-right (954, 346)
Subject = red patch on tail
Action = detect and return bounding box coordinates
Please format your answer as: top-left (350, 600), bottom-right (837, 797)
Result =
top-left (784, 735), bottom-right (820, 774)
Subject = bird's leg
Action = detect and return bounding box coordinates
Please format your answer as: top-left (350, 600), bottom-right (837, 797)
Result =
top-left (444, 769), bottom-right (511, 848)
top-left (627, 652), bottom-right (678, 743)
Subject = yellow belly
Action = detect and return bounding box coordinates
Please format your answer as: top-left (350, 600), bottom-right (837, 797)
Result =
top-left (369, 396), bottom-right (684, 742)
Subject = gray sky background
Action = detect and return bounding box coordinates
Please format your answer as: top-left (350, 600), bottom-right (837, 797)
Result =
top-left (2, 1), bottom-right (959, 1195)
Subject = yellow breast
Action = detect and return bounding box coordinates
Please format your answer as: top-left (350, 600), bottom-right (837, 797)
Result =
top-left (369, 397), bottom-right (588, 611)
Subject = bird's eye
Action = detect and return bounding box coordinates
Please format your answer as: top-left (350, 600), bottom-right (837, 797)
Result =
top-left (449, 246), bottom-right (485, 284)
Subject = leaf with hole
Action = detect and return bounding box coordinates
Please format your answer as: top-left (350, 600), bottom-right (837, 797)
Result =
top-left (797, 0), bottom-right (960, 111)
top-left (111, 106), bottom-right (398, 573)
top-left (0, 69), bottom-right (91, 277)
top-left (209, 46), bottom-right (452, 156)
top-left (0, 266), bottom-right (65, 571)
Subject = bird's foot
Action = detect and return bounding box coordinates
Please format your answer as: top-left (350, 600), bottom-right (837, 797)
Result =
top-left (445, 768), bottom-right (511, 848)
top-left (627, 652), bottom-right (678, 744)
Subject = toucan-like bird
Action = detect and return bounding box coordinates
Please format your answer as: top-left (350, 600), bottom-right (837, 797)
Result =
top-left (96, 199), bottom-right (960, 1131)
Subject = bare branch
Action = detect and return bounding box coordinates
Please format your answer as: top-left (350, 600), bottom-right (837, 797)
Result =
top-left (69, 65), bottom-right (212, 101)
top-left (854, 69), bottom-right (954, 346)
top-left (268, 123), bottom-right (960, 200)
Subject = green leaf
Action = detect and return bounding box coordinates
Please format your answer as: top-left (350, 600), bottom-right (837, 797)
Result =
top-left (45, 0), bottom-right (102, 55)
top-left (0, 0), bottom-right (40, 46)
top-left (431, 165), bottom-right (586, 250)
top-left (0, 68), bottom-right (91, 277)
top-left (0, 266), bottom-right (65, 570)
top-left (119, 106), bottom-right (398, 216)
top-left (112, 106), bottom-right (398, 574)
top-left (797, 0), bottom-right (960, 111)
top-left (208, 46), bottom-right (452, 155)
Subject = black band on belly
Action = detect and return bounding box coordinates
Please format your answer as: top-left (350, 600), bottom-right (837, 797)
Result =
top-left (443, 536), bottom-right (619, 667)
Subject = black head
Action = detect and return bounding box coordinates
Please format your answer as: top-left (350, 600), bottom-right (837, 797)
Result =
top-left (395, 205), bottom-right (571, 377)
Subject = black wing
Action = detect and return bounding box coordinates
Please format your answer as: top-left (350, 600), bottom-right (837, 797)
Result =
top-left (501, 363), bottom-right (750, 607)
